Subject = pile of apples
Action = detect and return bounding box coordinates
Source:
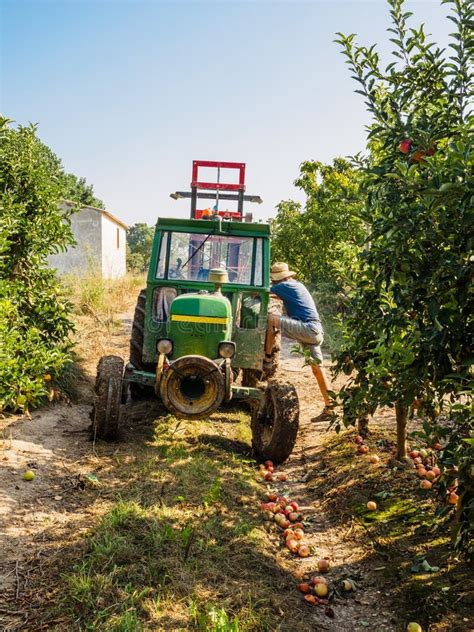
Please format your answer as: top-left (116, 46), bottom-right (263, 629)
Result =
top-left (260, 492), bottom-right (311, 558)
top-left (354, 435), bottom-right (380, 464)
top-left (297, 573), bottom-right (330, 606)
top-left (258, 460), bottom-right (288, 482)
top-left (410, 448), bottom-right (440, 490)
top-left (409, 446), bottom-right (458, 505)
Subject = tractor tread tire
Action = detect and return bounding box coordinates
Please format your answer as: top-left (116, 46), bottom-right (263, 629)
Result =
top-left (241, 331), bottom-right (281, 387)
top-left (91, 355), bottom-right (124, 441)
top-left (251, 380), bottom-right (299, 464)
top-left (129, 289), bottom-right (155, 400)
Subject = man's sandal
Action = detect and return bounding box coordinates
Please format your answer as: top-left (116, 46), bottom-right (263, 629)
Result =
top-left (310, 406), bottom-right (334, 423)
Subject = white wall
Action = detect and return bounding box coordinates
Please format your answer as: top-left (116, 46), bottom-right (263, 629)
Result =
top-left (48, 206), bottom-right (102, 275)
top-left (101, 213), bottom-right (127, 279)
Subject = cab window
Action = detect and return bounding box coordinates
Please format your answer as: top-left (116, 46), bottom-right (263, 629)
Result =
top-left (156, 231), bottom-right (264, 286)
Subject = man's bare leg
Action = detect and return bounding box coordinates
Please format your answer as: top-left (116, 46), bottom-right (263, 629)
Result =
top-left (265, 312), bottom-right (280, 356)
top-left (266, 313), bottom-right (332, 414)
top-left (311, 364), bottom-right (332, 408)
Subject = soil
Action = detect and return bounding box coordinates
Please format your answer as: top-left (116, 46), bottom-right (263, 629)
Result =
top-left (0, 317), bottom-right (471, 631)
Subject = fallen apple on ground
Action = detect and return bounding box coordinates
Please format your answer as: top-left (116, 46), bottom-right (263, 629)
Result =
top-left (367, 501), bottom-right (377, 511)
top-left (297, 583), bottom-right (311, 594)
top-left (293, 528), bottom-right (304, 540)
top-left (420, 480), bottom-right (432, 490)
top-left (304, 594), bottom-right (318, 606)
top-left (448, 491), bottom-right (459, 505)
top-left (298, 544), bottom-right (310, 557)
top-left (358, 445), bottom-right (369, 454)
top-left (314, 582), bottom-right (328, 598)
top-left (317, 559), bottom-right (330, 573)
top-left (311, 576), bottom-right (328, 586)
top-left (342, 579), bottom-right (355, 592)
top-left (368, 454), bottom-right (380, 464)
top-left (23, 470), bottom-right (35, 481)
top-left (407, 623), bottom-right (422, 632)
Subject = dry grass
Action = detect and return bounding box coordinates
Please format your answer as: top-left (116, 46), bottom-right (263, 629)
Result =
top-left (64, 270), bottom-right (145, 321)
top-left (61, 272), bottom-right (145, 386)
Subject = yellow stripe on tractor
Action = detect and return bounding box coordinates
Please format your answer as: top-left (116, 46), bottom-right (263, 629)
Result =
top-left (170, 314), bottom-right (229, 325)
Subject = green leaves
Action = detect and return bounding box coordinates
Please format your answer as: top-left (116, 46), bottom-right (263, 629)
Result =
top-left (0, 120), bottom-right (75, 411)
top-left (271, 159), bottom-right (366, 291)
top-left (333, 0), bottom-right (473, 553)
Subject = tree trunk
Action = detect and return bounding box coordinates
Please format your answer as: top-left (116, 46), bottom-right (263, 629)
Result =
top-left (395, 402), bottom-right (408, 459)
top-left (358, 414), bottom-right (369, 438)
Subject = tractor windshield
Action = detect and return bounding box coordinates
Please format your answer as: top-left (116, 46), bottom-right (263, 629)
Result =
top-left (156, 231), bottom-right (263, 286)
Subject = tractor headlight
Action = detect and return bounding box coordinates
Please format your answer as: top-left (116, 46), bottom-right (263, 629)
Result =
top-left (218, 341), bottom-right (236, 359)
top-left (157, 339), bottom-right (173, 355)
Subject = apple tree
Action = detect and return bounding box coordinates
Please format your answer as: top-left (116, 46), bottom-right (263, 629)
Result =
top-left (271, 158), bottom-right (366, 292)
top-left (333, 0), bottom-right (473, 552)
top-left (0, 118), bottom-right (75, 411)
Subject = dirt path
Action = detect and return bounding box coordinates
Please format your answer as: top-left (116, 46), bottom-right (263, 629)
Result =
top-left (263, 344), bottom-right (399, 631)
top-left (0, 313), bottom-right (132, 630)
top-left (0, 317), bottom-right (467, 631)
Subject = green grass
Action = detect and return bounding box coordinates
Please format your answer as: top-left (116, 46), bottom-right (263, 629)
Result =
top-left (56, 409), bottom-right (302, 631)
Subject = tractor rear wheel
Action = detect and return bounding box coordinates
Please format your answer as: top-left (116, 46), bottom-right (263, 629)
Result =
top-left (91, 355), bottom-right (124, 441)
top-left (241, 330), bottom-right (281, 387)
top-left (129, 289), bottom-right (155, 400)
top-left (251, 380), bottom-right (299, 464)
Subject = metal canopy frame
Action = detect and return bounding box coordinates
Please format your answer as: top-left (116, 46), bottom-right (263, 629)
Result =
top-left (170, 160), bottom-right (262, 221)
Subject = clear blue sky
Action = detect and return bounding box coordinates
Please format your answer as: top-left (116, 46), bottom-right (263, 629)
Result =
top-left (1, 0), bottom-right (451, 225)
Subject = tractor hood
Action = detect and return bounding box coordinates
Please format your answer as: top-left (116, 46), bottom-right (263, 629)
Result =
top-left (168, 293), bottom-right (232, 359)
top-left (170, 293), bottom-right (231, 323)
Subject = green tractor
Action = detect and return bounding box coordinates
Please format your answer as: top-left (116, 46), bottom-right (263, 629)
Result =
top-left (91, 161), bottom-right (299, 463)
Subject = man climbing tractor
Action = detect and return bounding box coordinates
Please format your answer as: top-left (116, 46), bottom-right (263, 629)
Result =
top-left (265, 262), bottom-right (333, 420)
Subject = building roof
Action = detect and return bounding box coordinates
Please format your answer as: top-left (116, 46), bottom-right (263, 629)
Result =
top-left (62, 200), bottom-right (128, 230)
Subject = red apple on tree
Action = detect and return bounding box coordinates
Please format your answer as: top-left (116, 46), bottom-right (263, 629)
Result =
top-left (399, 138), bottom-right (412, 154)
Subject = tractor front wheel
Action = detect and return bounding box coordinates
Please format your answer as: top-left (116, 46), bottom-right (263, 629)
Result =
top-left (251, 381), bottom-right (299, 464)
top-left (91, 355), bottom-right (124, 441)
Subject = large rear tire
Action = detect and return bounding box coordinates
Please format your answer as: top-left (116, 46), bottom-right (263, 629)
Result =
top-left (129, 289), bottom-right (155, 400)
top-left (91, 355), bottom-right (124, 441)
top-left (241, 330), bottom-right (281, 387)
top-left (251, 380), bottom-right (299, 464)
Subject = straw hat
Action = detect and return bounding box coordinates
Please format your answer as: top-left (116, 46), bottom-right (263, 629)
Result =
top-left (270, 262), bottom-right (296, 282)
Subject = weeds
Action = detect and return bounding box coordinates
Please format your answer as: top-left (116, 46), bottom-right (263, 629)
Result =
top-left (63, 269), bottom-right (144, 321)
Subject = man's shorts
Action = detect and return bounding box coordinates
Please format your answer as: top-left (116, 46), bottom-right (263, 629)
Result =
top-left (279, 316), bottom-right (324, 364)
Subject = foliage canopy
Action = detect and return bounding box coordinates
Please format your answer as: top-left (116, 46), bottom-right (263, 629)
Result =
top-left (334, 0), bottom-right (473, 552)
top-left (0, 118), bottom-right (75, 410)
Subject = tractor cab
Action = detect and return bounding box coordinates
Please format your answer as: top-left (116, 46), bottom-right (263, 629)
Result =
top-left (91, 161), bottom-right (300, 465)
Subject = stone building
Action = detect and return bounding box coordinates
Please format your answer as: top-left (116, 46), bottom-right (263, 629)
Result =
top-left (49, 201), bottom-right (127, 278)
